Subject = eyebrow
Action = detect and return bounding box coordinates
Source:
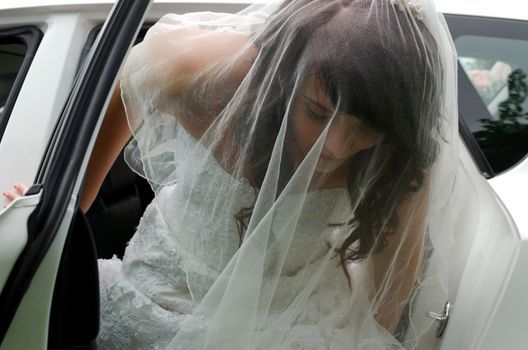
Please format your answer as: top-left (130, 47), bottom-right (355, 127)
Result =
top-left (302, 94), bottom-right (333, 114)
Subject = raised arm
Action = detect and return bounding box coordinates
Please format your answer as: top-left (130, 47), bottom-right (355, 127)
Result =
top-left (81, 29), bottom-right (254, 212)
top-left (122, 28), bottom-right (256, 140)
top-left (79, 83), bottom-right (130, 213)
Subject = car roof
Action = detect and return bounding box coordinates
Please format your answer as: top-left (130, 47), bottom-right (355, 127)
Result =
top-left (0, 0), bottom-right (265, 11)
top-left (1, 0), bottom-right (527, 21)
top-left (435, 0), bottom-right (528, 21)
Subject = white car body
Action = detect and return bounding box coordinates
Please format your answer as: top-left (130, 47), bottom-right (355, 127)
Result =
top-left (0, 1), bottom-right (526, 349)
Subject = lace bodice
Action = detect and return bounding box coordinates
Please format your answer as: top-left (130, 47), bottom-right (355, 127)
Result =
top-left (98, 123), bottom-right (355, 350)
top-left (123, 122), bottom-right (352, 307)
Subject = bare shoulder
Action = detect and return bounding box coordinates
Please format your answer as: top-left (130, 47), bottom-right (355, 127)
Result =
top-left (142, 28), bottom-right (256, 92)
top-left (128, 28), bottom-right (256, 138)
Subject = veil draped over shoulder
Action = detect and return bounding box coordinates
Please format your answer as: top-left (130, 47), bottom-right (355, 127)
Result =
top-left (118, 0), bottom-right (460, 348)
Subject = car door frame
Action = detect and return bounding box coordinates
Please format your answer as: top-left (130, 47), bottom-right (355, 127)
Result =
top-left (0, 0), bottom-right (152, 347)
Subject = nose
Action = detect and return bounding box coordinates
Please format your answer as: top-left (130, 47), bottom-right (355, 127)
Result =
top-left (324, 120), bottom-right (351, 159)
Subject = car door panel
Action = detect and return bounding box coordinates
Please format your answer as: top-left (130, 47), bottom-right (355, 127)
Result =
top-left (431, 14), bottom-right (528, 350)
top-left (436, 159), bottom-right (520, 350)
top-left (412, 141), bottom-right (507, 349)
top-left (0, 0), bottom-right (153, 348)
top-left (1, 197), bottom-right (74, 350)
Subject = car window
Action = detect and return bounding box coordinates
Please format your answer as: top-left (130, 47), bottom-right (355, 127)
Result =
top-left (0, 27), bottom-right (42, 143)
top-left (455, 35), bottom-right (528, 173)
top-left (0, 43), bottom-right (26, 118)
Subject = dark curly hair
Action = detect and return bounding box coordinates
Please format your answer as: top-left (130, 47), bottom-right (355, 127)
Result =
top-left (228, 0), bottom-right (443, 282)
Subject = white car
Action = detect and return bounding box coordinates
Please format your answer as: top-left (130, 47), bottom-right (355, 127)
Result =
top-left (0, 0), bottom-right (526, 349)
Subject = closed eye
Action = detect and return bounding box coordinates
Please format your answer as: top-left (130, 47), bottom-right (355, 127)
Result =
top-left (302, 94), bottom-right (332, 123)
top-left (306, 106), bottom-right (330, 123)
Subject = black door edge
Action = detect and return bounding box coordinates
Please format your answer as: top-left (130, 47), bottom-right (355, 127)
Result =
top-left (457, 64), bottom-right (495, 179)
top-left (458, 116), bottom-right (495, 179)
top-left (0, 0), bottom-right (152, 345)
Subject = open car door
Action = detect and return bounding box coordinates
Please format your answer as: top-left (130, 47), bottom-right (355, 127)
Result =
top-left (424, 14), bottom-right (528, 350)
top-left (0, 0), bottom-right (152, 348)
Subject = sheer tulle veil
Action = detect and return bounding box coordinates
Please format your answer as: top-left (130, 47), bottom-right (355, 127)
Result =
top-left (119, 0), bottom-right (460, 348)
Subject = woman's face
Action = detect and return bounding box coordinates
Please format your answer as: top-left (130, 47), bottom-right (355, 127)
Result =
top-left (290, 74), bottom-right (384, 173)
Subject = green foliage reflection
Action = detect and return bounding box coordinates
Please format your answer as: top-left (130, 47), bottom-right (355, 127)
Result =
top-left (474, 69), bottom-right (528, 173)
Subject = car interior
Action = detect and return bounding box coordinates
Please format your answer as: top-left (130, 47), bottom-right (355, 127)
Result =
top-left (0, 43), bottom-right (26, 122)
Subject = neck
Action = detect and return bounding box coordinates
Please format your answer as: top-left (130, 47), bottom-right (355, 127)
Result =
top-left (310, 162), bottom-right (350, 190)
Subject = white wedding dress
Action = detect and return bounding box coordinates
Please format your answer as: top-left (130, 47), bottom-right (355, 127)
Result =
top-left (94, 1), bottom-right (461, 347)
top-left (97, 123), bottom-right (354, 350)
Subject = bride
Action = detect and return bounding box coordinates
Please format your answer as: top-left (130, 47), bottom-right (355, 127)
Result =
top-left (4, 0), bottom-right (458, 349)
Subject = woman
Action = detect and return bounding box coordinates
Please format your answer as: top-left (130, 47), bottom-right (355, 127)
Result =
top-left (4, 0), bottom-right (458, 349)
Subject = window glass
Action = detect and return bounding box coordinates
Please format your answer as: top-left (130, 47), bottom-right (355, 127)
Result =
top-left (0, 43), bottom-right (27, 119)
top-left (456, 36), bottom-right (528, 173)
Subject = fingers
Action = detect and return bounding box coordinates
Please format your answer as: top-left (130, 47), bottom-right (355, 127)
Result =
top-left (2, 183), bottom-right (29, 207)
top-left (3, 190), bottom-right (19, 201)
top-left (2, 190), bottom-right (19, 208)
top-left (13, 183), bottom-right (29, 195)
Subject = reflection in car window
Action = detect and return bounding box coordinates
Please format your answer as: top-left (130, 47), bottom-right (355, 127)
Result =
top-left (460, 57), bottom-right (512, 109)
top-left (456, 36), bottom-right (528, 173)
top-left (0, 43), bottom-right (27, 119)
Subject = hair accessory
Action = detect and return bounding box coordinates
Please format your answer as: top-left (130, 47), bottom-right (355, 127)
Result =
top-left (390, 0), bottom-right (425, 21)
